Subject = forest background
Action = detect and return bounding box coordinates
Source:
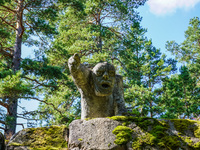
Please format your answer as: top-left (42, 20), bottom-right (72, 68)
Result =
top-left (0, 0), bottom-right (200, 139)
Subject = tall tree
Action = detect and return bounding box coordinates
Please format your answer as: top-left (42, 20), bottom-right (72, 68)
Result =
top-left (48, 0), bottom-right (147, 64)
top-left (0, 0), bottom-right (80, 138)
top-left (118, 19), bottom-right (177, 117)
top-left (124, 41), bottom-right (176, 117)
top-left (157, 66), bottom-right (200, 119)
top-left (166, 17), bottom-right (200, 83)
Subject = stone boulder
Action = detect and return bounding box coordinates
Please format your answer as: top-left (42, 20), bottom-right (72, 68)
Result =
top-left (68, 118), bottom-right (127, 150)
top-left (68, 117), bottom-right (200, 150)
top-left (0, 132), bottom-right (5, 150)
top-left (6, 117), bottom-right (200, 150)
top-left (7, 125), bottom-right (68, 150)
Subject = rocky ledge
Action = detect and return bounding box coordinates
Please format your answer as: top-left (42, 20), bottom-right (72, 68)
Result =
top-left (6, 116), bottom-right (200, 150)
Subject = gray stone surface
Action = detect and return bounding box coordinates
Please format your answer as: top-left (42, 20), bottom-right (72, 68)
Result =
top-left (68, 53), bottom-right (127, 119)
top-left (0, 132), bottom-right (5, 150)
top-left (4, 118), bottom-right (200, 150)
top-left (68, 118), bottom-right (127, 150)
top-left (68, 118), bottom-right (200, 150)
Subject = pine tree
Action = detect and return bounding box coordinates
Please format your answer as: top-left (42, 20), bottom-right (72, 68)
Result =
top-left (158, 66), bottom-right (200, 119)
top-left (0, 0), bottom-right (80, 138)
top-left (118, 18), bottom-right (177, 117)
top-left (166, 17), bottom-right (200, 83)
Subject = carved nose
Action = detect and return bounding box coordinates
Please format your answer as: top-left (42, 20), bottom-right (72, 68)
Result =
top-left (103, 72), bottom-right (109, 80)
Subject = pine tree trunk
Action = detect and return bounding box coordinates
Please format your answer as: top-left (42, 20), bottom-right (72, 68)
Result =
top-left (4, 98), bottom-right (18, 139)
top-left (13, 0), bottom-right (23, 71)
top-left (5, 0), bottom-right (24, 139)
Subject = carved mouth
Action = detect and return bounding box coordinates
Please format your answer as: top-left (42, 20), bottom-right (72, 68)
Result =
top-left (101, 83), bottom-right (110, 88)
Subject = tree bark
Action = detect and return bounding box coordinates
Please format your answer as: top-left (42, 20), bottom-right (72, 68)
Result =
top-left (4, 98), bottom-right (18, 139)
top-left (13, 0), bottom-right (23, 71)
top-left (4, 0), bottom-right (24, 139)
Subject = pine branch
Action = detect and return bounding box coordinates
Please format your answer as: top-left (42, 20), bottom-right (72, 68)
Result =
top-left (16, 123), bottom-right (24, 129)
top-left (0, 103), bottom-right (11, 115)
top-left (1, 5), bottom-right (16, 13)
top-left (112, 57), bottom-right (129, 73)
top-left (19, 97), bottom-right (64, 117)
top-left (0, 101), bottom-right (9, 112)
top-left (23, 77), bottom-right (58, 88)
top-left (0, 49), bottom-right (13, 58)
top-left (17, 115), bottom-right (39, 121)
top-left (0, 126), bottom-right (5, 130)
top-left (0, 16), bottom-right (17, 30)
top-left (0, 120), bottom-right (5, 125)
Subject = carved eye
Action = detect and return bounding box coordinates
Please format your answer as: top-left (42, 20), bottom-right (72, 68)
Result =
top-left (96, 71), bottom-right (103, 76)
top-left (109, 71), bottom-right (115, 76)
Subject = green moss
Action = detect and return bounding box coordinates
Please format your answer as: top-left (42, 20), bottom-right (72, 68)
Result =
top-left (9, 142), bottom-right (23, 146)
top-left (110, 116), bottom-right (200, 149)
top-left (108, 116), bottom-right (149, 122)
top-left (84, 118), bottom-right (93, 121)
top-left (78, 138), bottom-right (83, 141)
top-left (194, 122), bottom-right (200, 138)
top-left (183, 136), bottom-right (193, 145)
top-left (169, 119), bottom-right (200, 149)
top-left (108, 143), bottom-right (111, 147)
top-left (110, 116), bottom-right (183, 149)
top-left (32, 146), bottom-right (67, 150)
top-left (132, 133), bottom-right (156, 149)
top-left (132, 134), bottom-right (180, 150)
top-left (171, 119), bottom-right (196, 135)
top-left (160, 136), bottom-right (180, 149)
top-left (112, 126), bottom-right (133, 145)
top-left (194, 142), bottom-right (200, 149)
top-left (8, 125), bottom-right (68, 150)
top-left (108, 116), bottom-right (156, 131)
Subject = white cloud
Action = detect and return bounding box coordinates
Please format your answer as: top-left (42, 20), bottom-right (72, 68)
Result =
top-left (147, 0), bottom-right (200, 15)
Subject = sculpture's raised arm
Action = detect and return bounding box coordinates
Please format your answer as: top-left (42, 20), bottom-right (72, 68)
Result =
top-left (68, 53), bottom-right (90, 88)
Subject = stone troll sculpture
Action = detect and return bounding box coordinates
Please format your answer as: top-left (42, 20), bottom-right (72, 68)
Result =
top-left (68, 53), bottom-right (127, 119)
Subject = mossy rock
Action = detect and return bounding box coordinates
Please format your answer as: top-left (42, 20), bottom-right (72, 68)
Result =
top-left (6, 117), bottom-right (200, 150)
top-left (112, 125), bottom-right (133, 145)
top-left (109, 116), bottom-right (200, 150)
top-left (7, 125), bottom-right (68, 150)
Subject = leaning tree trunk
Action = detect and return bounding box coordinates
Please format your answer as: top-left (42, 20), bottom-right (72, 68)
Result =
top-left (4, 0), bottom-right (24, 139)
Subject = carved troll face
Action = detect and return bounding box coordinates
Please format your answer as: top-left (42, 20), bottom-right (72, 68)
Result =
top-left (92, 62), bottom-right (115, 96)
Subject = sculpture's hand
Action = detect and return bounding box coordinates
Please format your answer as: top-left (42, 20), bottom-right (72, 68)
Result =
top-left (68, 53), bottom-right (81, 71)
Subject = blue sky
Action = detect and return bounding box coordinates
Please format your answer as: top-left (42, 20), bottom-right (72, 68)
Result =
top-left (138, 0), bottom-right (200, 58)
top-left (18, 0), bottom-right (200, 131)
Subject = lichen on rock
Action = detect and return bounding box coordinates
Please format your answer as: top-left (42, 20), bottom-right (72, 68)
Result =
top-left (7, 125), bottom-right (68, 150)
